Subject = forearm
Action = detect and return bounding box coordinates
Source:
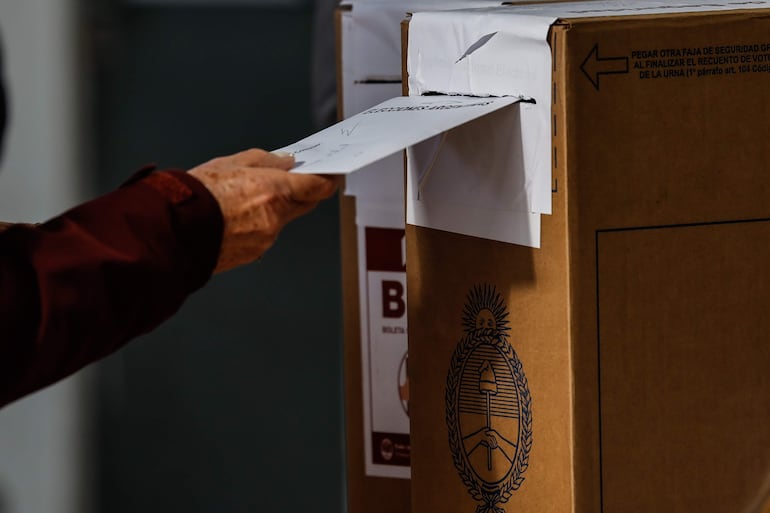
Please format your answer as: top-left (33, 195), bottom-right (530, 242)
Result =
top-left (0, 170), bottom-right (223, 408)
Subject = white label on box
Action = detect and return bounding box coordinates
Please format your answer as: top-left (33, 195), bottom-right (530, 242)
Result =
top-left (358, 225), bottom-right (410, 479)
top-left (351, 4), bottom-right (409, 82)
top-left (407, 10), bottom-right (556, 216)
top-left (348, 1), bottom-right (507, 82)
top-left (345, 149), bottom-right (405, 204)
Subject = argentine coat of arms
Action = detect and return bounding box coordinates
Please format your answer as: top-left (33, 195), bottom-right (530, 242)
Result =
top-left (446, 285), bottom-right (533, 513)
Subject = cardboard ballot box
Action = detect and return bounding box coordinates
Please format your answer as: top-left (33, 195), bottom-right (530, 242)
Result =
top-left (402, 2), bottom-right (770, 513)
top-left (335, 3), bottom-right (505, 513)
top-left (336, 5), bottom-right (410, 513)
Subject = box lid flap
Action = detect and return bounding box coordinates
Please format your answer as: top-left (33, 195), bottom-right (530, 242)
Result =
top-left (407, 9), bottom-right (556, 215)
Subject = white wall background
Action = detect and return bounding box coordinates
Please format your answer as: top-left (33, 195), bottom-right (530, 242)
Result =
top-left (0, 1), bottom-right (90, 512)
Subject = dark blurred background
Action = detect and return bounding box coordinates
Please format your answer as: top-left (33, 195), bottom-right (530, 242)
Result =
top-left (0, 1), bottom-right (344, 512)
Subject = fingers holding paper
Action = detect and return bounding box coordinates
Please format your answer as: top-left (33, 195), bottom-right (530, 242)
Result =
top-left (188, 148), bottom-right (338, 274)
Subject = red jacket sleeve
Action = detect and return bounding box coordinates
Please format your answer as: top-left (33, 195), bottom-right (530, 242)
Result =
top-left (0, 169), bottom-right (223, 408)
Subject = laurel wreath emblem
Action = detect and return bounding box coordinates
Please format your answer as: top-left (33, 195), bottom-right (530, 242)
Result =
top-left (446, 322), bottom-right (533, 513)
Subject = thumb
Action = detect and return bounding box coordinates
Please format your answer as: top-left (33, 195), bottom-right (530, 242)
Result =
top-left (232, 148), bottom-right (295, 170)
top-left (287, 172), bottom-right (339, 203)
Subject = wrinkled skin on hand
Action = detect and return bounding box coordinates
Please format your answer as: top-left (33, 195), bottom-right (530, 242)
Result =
top-left (189, 148), bottom-right (339, 273)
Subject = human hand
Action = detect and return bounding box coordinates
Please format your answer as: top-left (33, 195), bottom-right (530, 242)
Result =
top-left (188, 148), bottom-right (338, 274)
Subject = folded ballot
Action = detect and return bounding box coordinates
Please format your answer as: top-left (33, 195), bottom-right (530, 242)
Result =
top-left (278, 95), bottom-right (521, 176)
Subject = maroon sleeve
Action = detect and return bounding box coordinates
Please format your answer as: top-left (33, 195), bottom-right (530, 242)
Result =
top-left (0, 169), bottom-right (223, 408)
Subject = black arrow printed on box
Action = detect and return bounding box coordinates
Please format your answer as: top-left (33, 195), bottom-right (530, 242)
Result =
top-left (581, 44), bottom-right (630, 90)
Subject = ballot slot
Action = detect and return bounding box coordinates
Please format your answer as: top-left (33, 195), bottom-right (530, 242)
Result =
top-left (406, 8), bottom-right (556, 216)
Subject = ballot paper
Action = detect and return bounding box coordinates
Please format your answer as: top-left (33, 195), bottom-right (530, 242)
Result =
top-left (278, 95), bottom-right (521, 176)
top-left (277, 94), bottom-right (545, 247)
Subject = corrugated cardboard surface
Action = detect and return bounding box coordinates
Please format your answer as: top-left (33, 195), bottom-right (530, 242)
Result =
top-left (406, 218), bottom-right (573, 513)
top-left (565, 12), bottom-right (770, 513)
top-left (407, 9), bottom-right (770, 513)
top-left (596, 222), bottom-right (770, 512)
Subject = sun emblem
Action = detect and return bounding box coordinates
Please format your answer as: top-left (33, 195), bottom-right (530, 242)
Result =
top-left (462, 285), bottom-right (511, 336)
top-left (446, 285), bottom-right (533, 513)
